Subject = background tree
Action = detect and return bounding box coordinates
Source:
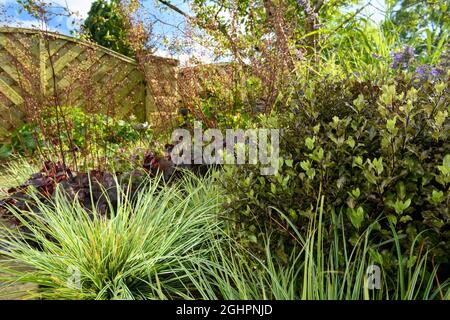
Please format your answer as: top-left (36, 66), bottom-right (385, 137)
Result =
top-left (82, 0), bottom-right (134, 57)
top-left (390, 0), bottom-right (449, 57)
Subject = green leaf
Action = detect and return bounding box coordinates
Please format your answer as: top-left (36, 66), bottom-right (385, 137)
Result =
top-left (270, 183), bottom-right (277, 194)
top-left (306, 168), bottom-right (316, 179)
top-left (393, 198), bottom-right (411, 215)
top-left (313, 124), bottom-right (320, 134)
top-left (354, 156), bottom-right (363, 167)
top-left (353, 94), bottom-right (365, 112)
top-left (285, 159), bottom-right (293, 167)
top-left (289, 209), bottom-right (298, 220)
top-left (386, 117), bottom-right (397, 133)
top-left (434, 110), bottom-right (447, 127)
top-left (380, 84), bottom-right (396, 106)
top-left (363, 169), bottom-right (378, 185)
top-left (387, 214), bottom-right (397, 225)
top-left (346, 136), bottom-right (356, 149)
top-left (300, 160), bottom-right (311, 171)
top-left (348, 187), bottom-right (360, 199)
top-left (396, 182), bottom-right (406, 200)
top-left (0, 144), bottom-right (12, 158)
top-left (305, 136), bottom-right (316, 150)
top-left (430, 190), bottom-right (444, 204)
top-left (315, 148), bottom-right (324, 161)
top-left (437, 154), bottom-right (450, 176)
top-left (371, 157), bottom-right (384, 175)
top-left (248, 234), bottom-right (258, 244)
top-left (348, 206), bottom-right (364, 229)
top-left (435, 82), bottom-right (446, 94)
top-left (400, 215), bottom-right (413, 224)
top-left (332, 116), bottom-right (340, 124)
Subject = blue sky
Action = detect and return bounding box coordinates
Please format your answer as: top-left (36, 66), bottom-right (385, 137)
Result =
top-left (0, 0), bottom-right (192, 60)
top-left (0, 0), bottom-right (188, 35)
top-left (0, 0), bottom-right (387, 63)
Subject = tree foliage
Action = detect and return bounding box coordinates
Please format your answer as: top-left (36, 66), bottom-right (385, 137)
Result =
top-left (391, 0), bottom-right (449, 54)
top-left (83, 0), bottom-right (133, 57)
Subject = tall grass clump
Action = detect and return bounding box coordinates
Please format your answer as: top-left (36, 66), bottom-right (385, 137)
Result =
top-left (0, 172), bottom-right (223, 300)
top-left (0, 157), bottom-right (39, 195)
top-left (192, 194), bottom-right (450, 300)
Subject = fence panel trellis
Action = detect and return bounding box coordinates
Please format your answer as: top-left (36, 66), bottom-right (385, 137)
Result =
top-left (0, 27), bottom-right (179, 143)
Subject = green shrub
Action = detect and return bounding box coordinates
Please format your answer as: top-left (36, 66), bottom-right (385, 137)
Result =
top-left (43, 107), bottom-right (150, 152)
top-left (0, 107), bottom-right (151, 165)
top-left (0, 124), bottom-right (39, 159)
top-left (221, 71), bottom-right (449, 273)
top-left (196, 196), bottom-right (450, 300)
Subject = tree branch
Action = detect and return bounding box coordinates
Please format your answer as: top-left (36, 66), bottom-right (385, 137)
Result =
top-left (156, 0), bottom-right (192, 19)
top-left (156, 0), bottom-right (245, 64)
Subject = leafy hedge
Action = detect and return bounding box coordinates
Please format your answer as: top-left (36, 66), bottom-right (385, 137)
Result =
top-left (221, 71), bottom-right (449, 272)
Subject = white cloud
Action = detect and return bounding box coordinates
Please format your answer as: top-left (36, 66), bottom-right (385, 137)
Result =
top-left (155, 40), bottom-right (216, 67)
top-left (0, 0), bottom-right (94, 19)
top-left (154, 48), bottom-right (192, 66)
top-left (54, 0), bottom-right (94, 19)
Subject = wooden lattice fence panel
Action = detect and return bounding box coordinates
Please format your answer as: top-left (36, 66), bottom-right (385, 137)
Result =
top-left (0, 27), bottom-right (169, 143)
